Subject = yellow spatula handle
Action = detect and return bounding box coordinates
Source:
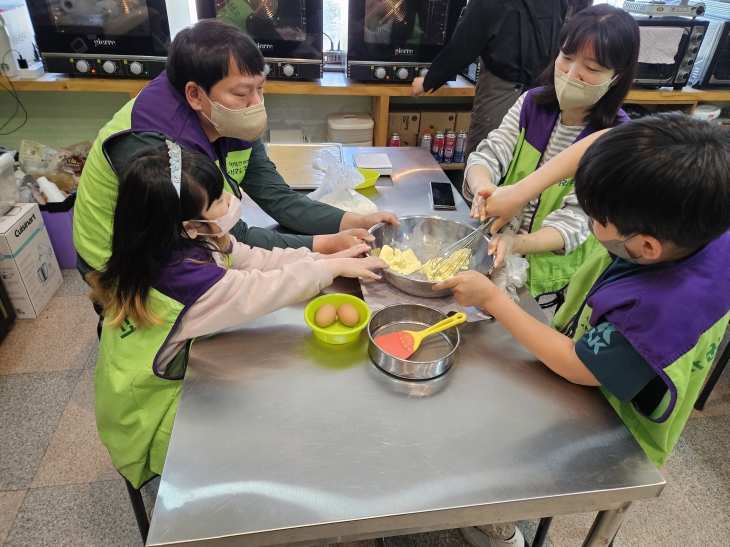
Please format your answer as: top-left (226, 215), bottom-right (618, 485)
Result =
top-left (420, 312), bottom-right (467, 338)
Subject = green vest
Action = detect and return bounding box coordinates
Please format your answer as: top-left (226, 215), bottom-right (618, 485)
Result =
top-left (553, 243), bottom-right (730, 467)
top-left (94, 289), bottom-right (184, 488)
top-left (501, 130), bottom-right (600, 297)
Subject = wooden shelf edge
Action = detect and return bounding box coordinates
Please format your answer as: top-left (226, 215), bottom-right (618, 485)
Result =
top-left (440, 162), bottom-right (465, 170)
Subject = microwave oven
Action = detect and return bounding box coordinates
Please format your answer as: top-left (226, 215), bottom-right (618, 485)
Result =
top-left (690, 1), bottom-right (730, 87)
top-left (633, 16), bottom-right (708, 89)
top-left (346, 0), bottom-right (466, 82)
top-left (27, 0), bottom-right (193, 78)
top-left (196, 0), bottom-right (323, 80)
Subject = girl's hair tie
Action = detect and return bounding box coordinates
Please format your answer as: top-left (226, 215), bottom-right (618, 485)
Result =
top-left (166, 140), bottom-right (182, 197)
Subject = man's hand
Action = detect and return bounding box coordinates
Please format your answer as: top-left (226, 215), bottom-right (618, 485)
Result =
top-left (312, 229), bottom-right (374, 254)
top-left (412, 77), bottom-right (426, 97)
top-left (327, 256), bottom-right (389, 281)
top-left (488, 234), bottom-right (523, 269)
top-left (432, 270), bottom-right (502, 311)
top-left (320, 243), bottom-right (372, 259)
top-left (481, 184), bottom-right (530, 234)
top-left (340, 211), bottom-right (401, 231)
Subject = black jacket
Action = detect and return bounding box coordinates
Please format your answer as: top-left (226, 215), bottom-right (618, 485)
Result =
top-left (423, 0), bottom-right (568, 92)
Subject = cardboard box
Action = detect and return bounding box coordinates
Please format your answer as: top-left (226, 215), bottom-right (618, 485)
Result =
top-left (0, 203), bottom-right (62, 318)
top-left (387, 107), bottom-right (421, 146)
top-left (418, 107), bottom-right (456, 136)
top-left (455, 109), bottom-right (472, 134)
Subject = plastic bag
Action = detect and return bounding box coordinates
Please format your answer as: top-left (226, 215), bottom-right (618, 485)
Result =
top-left (490, 254), bottom-right (529, 304)
top-left (307, 155), bottom-right (377, 214)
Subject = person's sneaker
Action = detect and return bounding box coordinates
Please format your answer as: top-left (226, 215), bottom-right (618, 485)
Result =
top-left (460, 525), bottom-right (525, 547)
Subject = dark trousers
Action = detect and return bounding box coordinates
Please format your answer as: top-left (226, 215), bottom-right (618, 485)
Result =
top-left (466, 62), bottom-right (525, 161)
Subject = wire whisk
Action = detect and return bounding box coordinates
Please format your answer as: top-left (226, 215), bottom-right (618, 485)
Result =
top-left (425, 217), bottom-right (498, 281)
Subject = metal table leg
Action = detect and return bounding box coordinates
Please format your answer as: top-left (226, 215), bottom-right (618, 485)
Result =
top-left (581, 503), bottom-right (630, 547)
top-left (532, 517), bottom-right (553, 547)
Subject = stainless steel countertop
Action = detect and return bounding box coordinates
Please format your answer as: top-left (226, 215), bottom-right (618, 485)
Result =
top-left (147, 148), bottom-right (665, 547)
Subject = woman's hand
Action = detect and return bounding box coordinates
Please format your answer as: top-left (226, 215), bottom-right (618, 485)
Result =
top-left (328, 256), bottom-right (388, 281)
top-left (312, 229), bottom-right (374, 254)
top-left (480, 184), bottom-right (531, 234)
top-left (412, 77), bottom-right (426, 97)
top-left (320, 243), bottom-right (372, 259)
top-left (432, 270), bottom-right (502, 310)
top-left (465, 165), bottom-right (496, 221)
top-left (488, 234), bottom-right (523, 269)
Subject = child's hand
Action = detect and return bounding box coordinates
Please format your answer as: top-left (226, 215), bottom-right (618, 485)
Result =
top-left (480, 185), bottom-right (529, 234)
top-left (432, 270), bottom-right (502, 310)
top-left (328, 256), bottom-right (388, 280)
top-left (321, 244), bottom-right (372, 259)
top-left (488, 234), bottom-right (522, 269)
top-left (312, 229), bottom-right (375, 254)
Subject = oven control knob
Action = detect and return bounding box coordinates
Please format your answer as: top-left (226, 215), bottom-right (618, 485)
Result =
top-left (688, 45), bottom-right (699, 55)
top-left (102, 61), bottom-right (116, 74)
top-left (374, 67), bottom-right (387, 79)
top-left (264, 63), bottom-right (271, 76)
top-left (129, 62), bottom-right (143, 75)
top-left (75, 60), bottom-right (90, 73)
top-left (397, 67), bottom-right (409, 80)
top-left (685, 57), bottom-right (695, 67)
top-left (282, 64), bottom-right (295, 77)
top-left (677, 71), bottom-right (689, 83)
top-left (419, 68), bottom-right (429, 77)
top-left (692, 32), bottom-right (704, 43)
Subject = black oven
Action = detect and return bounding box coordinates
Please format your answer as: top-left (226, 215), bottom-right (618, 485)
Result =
top-left (346, 0), bottom-right (466, 82)
top-left (27, 0), bottom-right (191, 78)
top-left (0, 276), bottom-right (15, 346)
top-left (632, 16), bottom-right (708, 89)
top-left (691, 1), bottom-right (730, 88)
top-left (196, 0), bottom-right (323, 80)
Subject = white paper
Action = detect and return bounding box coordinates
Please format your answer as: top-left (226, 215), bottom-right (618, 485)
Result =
top-left (639, 27), bottom-right (686, 65)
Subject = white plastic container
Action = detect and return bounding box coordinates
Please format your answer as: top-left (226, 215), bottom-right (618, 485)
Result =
top-left (327, 113), bottom-right (374, 144)
top-left (693, 104), bottom-right (722, 120)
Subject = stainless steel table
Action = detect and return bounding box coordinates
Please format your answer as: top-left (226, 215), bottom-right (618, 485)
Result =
top-left (147, 148), bottom-right (665, 547)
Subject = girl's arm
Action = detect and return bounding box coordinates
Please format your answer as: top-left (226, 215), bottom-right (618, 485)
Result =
top-left (484, 129), bottom-right (610, 232)
top-left (230, 237), bottom-right (319, 272)
top-left (463, 94), bottom-right (526, 208)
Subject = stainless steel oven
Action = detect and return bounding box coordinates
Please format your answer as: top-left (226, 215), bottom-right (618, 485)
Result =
top-left (0, 275), bottom-right (15, 345)
top-left (27, 0), bottom-right (192, 78)
top-left (346, 0), bottom-right (466, 82)
top-left (196, 0), bottom-right (323, 79)
top-left (632, 15), bottom-right (708, 89)
top-left (691, 1), bottom-right (730, 87)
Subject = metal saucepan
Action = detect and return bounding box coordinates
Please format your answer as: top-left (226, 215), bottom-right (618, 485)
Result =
top-left (368, 304), bottom-right (460, 380)
top-left (368, 215), bottom-right (494, 298)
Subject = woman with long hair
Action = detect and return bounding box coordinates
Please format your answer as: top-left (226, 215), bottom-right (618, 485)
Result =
top-left (463, 4), bottom-right (640, 307)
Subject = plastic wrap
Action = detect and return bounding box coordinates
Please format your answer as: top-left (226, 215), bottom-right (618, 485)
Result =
top-left (308, 155), bottom-right (377, 214)
top-left (490, 254), bottom-right (529, 304)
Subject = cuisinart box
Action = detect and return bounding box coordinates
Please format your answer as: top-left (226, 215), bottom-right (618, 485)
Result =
top-left (0, 203), bottom-right (62, 318)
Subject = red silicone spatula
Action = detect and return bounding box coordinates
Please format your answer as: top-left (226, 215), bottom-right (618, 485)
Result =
top-left (374, 312), bottom-right (466, 360)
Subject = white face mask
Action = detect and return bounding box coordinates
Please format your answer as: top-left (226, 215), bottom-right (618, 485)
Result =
top-left (196, 194), bottom-right (243, 236)
top-left (554, 66), bottom-right (618, 111)
top-left (199, 88), bottom-right (267, 142)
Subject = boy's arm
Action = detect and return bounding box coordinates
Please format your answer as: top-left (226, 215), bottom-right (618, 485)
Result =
top-left (484, 129), bottom-right (610, 233)
top-left (433, 271), bottom-right (600, 385)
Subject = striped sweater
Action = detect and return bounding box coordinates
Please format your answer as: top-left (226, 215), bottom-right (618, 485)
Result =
top-left (464, 93), bottom-right (590, 254)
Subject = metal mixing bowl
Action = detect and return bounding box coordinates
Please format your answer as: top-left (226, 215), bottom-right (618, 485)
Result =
top-left (368, 215), bottom-right (494, 298)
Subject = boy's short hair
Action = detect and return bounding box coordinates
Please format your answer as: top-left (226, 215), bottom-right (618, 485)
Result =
top-left (575, 113), bottom-right (730, 248)
top-left (166, 19), bottom-right (265, 96)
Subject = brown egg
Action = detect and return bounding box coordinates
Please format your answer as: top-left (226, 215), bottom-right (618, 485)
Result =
top-left (337, 303), bottom-right (360, 327)
top-left (315, 303), bottom-right (337, 328)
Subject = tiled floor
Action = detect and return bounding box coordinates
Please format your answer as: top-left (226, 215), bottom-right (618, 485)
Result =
top-left (1, 270), bottom-right (729, 547)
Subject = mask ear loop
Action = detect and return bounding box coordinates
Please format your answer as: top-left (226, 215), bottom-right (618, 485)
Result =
top-left (166, 140), bottom-right (182, 198)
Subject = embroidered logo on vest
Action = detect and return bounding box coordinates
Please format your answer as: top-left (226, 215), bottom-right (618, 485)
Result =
top-left (120, 318), bottom-right (137, 339)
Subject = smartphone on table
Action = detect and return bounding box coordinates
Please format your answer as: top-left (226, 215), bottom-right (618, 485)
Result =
top-left (430, 181), bottom-right (456, 211)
